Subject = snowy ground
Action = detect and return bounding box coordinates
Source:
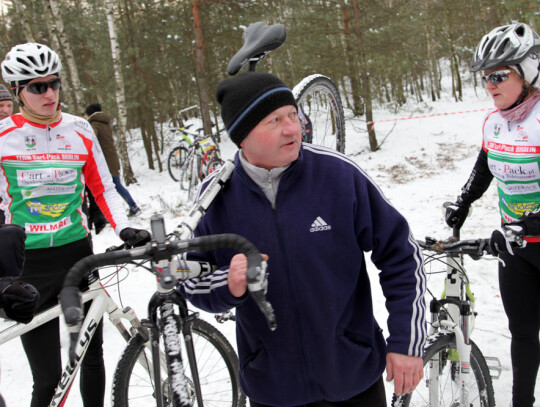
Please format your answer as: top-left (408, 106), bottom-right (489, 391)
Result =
top-left (1, 78), bottom-right (537, 405)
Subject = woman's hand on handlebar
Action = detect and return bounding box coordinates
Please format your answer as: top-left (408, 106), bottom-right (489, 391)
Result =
top-left (229, 253), bottom-right (269, 298)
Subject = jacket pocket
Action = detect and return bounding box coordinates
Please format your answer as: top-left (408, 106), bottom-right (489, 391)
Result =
top-left (338, 328), bottom-right (373, 351)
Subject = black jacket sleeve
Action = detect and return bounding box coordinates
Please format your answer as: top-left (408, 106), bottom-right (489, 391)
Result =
top-left (459, 149), bottom-right (494, 205)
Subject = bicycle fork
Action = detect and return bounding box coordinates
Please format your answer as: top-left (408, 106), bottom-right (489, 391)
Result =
top-left (429, 253), bottom-right (474, 406)
top-left (147, 291), bottom-right (203, 407)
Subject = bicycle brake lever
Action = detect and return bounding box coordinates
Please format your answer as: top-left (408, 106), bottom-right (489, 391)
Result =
top-left (246, 260), bottom-right (277, 331)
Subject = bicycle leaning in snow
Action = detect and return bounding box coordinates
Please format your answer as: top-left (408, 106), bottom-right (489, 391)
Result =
top-left (166, 125), bottom-right (224, 201)
top-left (392, 221), bottom-right (503, 407)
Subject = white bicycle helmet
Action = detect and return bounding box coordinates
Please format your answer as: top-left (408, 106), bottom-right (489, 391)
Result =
top-left (470, 23), bottom-right (540, 72)
top-left (1, 43), bottom-right (62, 85)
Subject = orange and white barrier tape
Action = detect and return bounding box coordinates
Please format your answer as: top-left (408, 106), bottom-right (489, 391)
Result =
top-left (367, 108), bottom-right (491, 130)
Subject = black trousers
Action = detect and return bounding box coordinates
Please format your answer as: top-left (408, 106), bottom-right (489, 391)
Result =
top-left (499, 242), bottom-right (540, 407)
top-left (20, 238), bottom-right (105, 407)
top-left (249, 376), bottom-right (386, 407)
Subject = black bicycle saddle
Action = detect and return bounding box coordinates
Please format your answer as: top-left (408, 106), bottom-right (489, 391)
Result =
top-left (226, 22), bottom-right (287, 76)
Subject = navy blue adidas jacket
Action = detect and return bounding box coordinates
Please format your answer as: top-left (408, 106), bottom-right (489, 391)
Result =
top-left (181, 143), bottom-right (426, 406)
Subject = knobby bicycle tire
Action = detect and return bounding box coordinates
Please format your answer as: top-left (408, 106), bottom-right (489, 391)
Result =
top-left (293, 74), bottom-right (346, 153)
top-left (111, 318), bottom-right (246, 407)
top-left (168, 146), bottom-right (189, 183)
top-left (393, 332), bottom-right (495, 407)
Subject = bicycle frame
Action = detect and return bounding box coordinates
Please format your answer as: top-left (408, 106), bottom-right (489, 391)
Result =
top-left (0, 274), bottom-right (145, 407)
top-left (420, 231), bottom-right (501, 406)
top-left (429, 252), bottom-right (475, 405)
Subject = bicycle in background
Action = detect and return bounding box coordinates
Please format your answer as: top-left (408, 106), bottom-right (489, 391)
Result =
top-left (392, 224), bottom-right (501, 407)
top-left (226, 22), bottom-right (346, 153)
top-left (167, 125), bottom-right (224, 201)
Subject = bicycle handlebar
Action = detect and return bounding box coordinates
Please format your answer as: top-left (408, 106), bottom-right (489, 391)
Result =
top-left (60, 233), bottom-right (276, 341)
top-left (417, 237), bottom-right (493, 257)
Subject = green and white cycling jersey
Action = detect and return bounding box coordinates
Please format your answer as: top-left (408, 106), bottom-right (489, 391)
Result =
top-left (482, 101), bottom-right (540, 234)
top-left (0, 113), bottom-right (130, 249)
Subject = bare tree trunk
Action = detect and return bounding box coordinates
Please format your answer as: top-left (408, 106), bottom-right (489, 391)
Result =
top-left (43, 2), bottom-right (76, 111)
top-left (11, 0), bottom-right (36, 42)
top-left (105, 0), bottom-right (136, 184)
top-left (192, 0), bottom-right (212, 135)
top-left (352, 0), bottom-right (378, 151)
top-left (341, 3), bottom-right (363, 116)
top-left (47, 0), bottom-right (85, 114)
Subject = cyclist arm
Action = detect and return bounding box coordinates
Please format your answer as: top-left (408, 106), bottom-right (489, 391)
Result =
top-left (458, 148), bottom-right (493, 205)
top-left (80, 122), bottom-right (130, 234)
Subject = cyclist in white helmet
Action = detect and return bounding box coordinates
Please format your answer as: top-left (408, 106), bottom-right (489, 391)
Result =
top-left (0, 43), bottom-right (150, 406)
top-left (446, 22), bottom-right (540, 406)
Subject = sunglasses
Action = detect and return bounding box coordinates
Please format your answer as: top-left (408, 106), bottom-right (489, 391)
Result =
top-left (23, 78), bottom-right (62, 95)
top-left (481, 70), bottom-right (512, 87)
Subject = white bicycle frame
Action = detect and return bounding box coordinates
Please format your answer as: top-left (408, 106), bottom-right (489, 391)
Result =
top-left (429, 252), bottom-right (474, 406)
top-left (0, 277), bottom-right (145, 407)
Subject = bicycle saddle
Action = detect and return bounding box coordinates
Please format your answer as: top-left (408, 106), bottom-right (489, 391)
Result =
top-left (226, 22), bottom-right (287, 76)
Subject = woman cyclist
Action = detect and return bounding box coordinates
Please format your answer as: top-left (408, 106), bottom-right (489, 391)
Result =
top-left (445, 22), bottom-right (540, 406)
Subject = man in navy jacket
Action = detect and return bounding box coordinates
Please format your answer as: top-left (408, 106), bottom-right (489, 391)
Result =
top-left (181, 72), bottom-right (426, 406)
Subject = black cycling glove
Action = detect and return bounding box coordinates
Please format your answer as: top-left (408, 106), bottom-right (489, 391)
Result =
top-left (490, 206), bottom-right (540, 256)
top-left (445, 198), bottom-right (470, 229)
top-left (0, 278), bottom-right (40, 324)
top-left (120, 227), bottom-right (151, 248)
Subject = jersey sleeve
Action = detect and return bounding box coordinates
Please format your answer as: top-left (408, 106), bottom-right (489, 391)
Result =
top-left (78, 120), bottom-right (130, 234)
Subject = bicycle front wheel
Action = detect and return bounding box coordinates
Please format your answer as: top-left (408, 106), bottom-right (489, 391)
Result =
top-left (168, 146), bottom-right (189, 183)
top-left (112, 318), bottom-right (245, 407)
top-left (394, 332), bottom-right (495, 407)
top-left (293, 74), bottom-right (346, 153)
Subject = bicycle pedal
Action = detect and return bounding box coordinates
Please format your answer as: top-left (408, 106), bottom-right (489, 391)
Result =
top-left (484, 356), bottom-right (502, 379)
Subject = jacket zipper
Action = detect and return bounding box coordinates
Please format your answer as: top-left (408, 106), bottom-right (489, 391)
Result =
top-left (271, 177), bottom-right (319, 399)
top-left (46, 124), bottom-right (54, 248)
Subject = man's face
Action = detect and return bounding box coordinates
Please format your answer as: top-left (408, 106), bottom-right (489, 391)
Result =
top-left (240, 105), bottom-right (302, 170)
top-left (20, 74), bottom-right (60, 116)
top-left (0, 100), bottom-right (13, 120)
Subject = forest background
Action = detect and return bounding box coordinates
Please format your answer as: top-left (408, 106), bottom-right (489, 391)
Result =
top-left (0, 0), bottom-right (538, 183)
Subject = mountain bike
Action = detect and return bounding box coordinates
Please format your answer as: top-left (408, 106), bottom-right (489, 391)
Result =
top-left (59, 162), bottom-right (275, 407)
top-left (392, 228), bottom-right (501, 407)
top-left (226, 21), bottom-right (346, 153)
top-left (167, 125), bottom-right (224, 200)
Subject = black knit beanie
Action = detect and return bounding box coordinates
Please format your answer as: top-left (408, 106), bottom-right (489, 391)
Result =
top-left (85, 103), bottom-right (102, 116)
top-left (216, 72), bottom-right (297, 147)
